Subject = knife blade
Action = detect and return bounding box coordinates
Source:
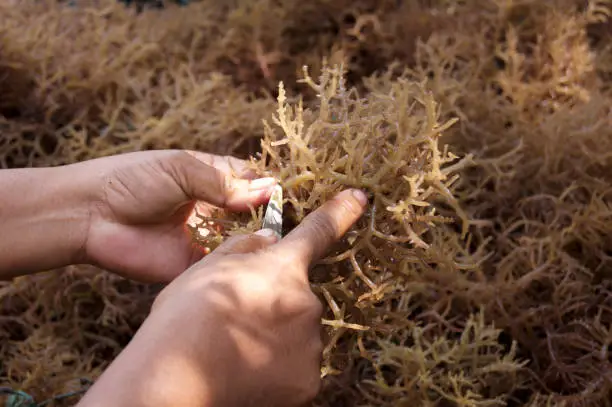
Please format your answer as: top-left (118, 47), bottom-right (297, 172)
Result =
top-left (261, 183), bottom-right (283, 240)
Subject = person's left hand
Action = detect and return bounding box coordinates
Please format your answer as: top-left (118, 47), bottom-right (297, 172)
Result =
top-left (74, 150), bottom-right (276, 283)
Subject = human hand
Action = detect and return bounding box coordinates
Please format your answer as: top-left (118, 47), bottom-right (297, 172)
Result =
top-left (76, 188), bottom-right (368, 407)
top-left (77, 150), bottom-right (277, 283)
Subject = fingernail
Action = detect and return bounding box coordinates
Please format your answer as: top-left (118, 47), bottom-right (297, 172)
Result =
top-left (351, 189), bottom-right (368, 207)
top-left (248, 177), bottom-right (277, 191)
top-left (255, 228), bottom-right (279, 242)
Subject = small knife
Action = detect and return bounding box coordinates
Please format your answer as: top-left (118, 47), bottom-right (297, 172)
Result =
top-left (261, 183), bottom-right (283, 240)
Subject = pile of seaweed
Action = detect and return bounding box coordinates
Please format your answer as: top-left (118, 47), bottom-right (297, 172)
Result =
top-left (1, 0), bottom-right (611, 406)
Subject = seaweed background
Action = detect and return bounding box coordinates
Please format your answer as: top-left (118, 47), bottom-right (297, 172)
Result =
top-left (1, 0), bottom-right (612, 406)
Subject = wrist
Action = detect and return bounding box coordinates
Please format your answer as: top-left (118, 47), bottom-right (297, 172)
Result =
top-left (78, 311), bottom-right (221, 407)
top-left (53, 163), bottom-right (100, 265)
top-left (0, 164), bottom-right (96, 278)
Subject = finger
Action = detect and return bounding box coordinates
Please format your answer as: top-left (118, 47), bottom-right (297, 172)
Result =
top-left (273, 189), bottom-right (367, 268)
top-left (166, 151), bottom-right (277, 211)
top-left (184, 150), bottom-right (258, 179)
top-left (206, 229), bottom-right (279, 259)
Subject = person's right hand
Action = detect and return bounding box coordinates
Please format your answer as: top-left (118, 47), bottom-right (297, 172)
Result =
top-left (77, 188), bottom-right (368, 407)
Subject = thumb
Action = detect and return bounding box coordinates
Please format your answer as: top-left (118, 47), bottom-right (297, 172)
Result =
top-left (272, 189), bottom-right (367, 270)
top-left (166, 151), bottom-right (277, 211)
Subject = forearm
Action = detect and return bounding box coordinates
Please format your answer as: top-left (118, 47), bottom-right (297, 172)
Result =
top-left (0, 165), bottom-right (93, 279)
top-left (77, 311), bottom-right (221, 407)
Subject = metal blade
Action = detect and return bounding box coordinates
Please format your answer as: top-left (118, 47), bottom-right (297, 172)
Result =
top-left (261, 184), bottom-right (283, 240)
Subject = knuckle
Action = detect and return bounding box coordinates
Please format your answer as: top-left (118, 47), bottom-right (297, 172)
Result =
top-left (171, 150), bottom-right (190, 163)
top-left (336, 193), bottom-right (364, 219)
top-left (157, 151), bottom-right (183, 177)
top-left (216, 171), bottom-right (230, 197)
top-left (165, 151), bottom-right (192, 176)
top-left (309, 212), bottom-right (338, 243)
top-left (297, 292), bottom-right (324, 321)
top-left (307, 293), bottom-right (324, 317)
top-left (281, 288), bottom-right (322, 320)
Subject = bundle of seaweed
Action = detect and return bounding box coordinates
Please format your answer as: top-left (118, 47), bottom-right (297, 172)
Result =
top-left (186, 64), bottom-right (535, 406)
